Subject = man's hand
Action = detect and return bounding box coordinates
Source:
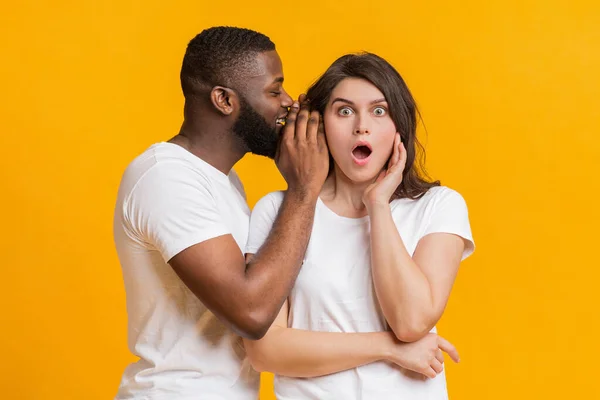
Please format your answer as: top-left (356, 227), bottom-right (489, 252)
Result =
top-left (275, 94), bottom-right (329, 199)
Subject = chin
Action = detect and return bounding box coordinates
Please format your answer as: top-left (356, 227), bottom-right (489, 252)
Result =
top-left (342, 167), bottom-right (380, 184)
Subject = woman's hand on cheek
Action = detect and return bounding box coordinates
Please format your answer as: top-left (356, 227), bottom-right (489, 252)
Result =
top-left (362, 133), bottom-right (407, 211)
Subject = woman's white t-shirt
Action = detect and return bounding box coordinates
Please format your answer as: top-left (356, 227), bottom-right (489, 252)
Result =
top-left (246, 186), bottom-right (475, 400)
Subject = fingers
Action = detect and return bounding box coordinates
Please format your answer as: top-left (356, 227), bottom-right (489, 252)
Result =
top-left (386, 133), bottom-right (401, 172)
top-left (391, 133), bottom-right (401, 166)
top-left (316, 117), bottom-right (327, 148)
top-left (430, 358), bottom-right (444, 374)
top-left (424, 367), bottom-right (437, 379)
top-left (306, 111), bottom-right (320, 144)
top-left (398, 136), bottom-right (407, 166)
top-left (387, 134), bottom-right (406, 180)
top-left (435, 349), bottom-right (445, 364)
top-left (294, 95), bottom-right (310, 142)
top-left (282, 101), bottom-right (300, 142)
top-left (437, 336), bottom-right (460, 363)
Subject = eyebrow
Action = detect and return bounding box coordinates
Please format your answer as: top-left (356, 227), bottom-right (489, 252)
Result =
top-left (331, 97), bottom-right (387, 105)
top-left (272, 77), bottom-right (284, 84)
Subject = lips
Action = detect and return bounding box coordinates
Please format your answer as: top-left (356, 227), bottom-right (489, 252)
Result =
top-left (351, 141), bottom-right (372, 166)
top-left (276, 113), bottom-right (288, 126)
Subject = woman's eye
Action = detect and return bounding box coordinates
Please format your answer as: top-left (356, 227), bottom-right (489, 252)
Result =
top-left (373, 107), bottom-right (386, 116)
top-left (338, 107), bottom-right (354, 116)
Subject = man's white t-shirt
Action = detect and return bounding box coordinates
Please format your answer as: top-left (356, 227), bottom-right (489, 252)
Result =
top-left (113, 143), bottom-right (259, 399)
top-left (246, 186), bottom-right (475, 400)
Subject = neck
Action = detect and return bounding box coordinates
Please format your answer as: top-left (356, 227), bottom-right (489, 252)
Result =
top-left (320, 164), bottom-right (375, 218)
top-left (168, 116), bottom-right (246, 175)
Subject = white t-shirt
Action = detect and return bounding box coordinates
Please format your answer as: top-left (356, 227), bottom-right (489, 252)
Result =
top-left (113, 143), bottom-right (259, 400)
top-left (246, 186), bottom-right (474, 400)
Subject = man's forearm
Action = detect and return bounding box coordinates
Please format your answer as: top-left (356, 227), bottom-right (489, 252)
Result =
top-left (244, 191), bottom-right (318, 335)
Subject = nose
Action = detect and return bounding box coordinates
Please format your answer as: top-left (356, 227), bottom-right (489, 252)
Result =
top-left (280, 88), bottom-right (293, 109)
top-left (354, 115), bottom-right (370, 135)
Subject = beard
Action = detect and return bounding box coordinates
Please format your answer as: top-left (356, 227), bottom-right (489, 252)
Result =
top-left (232, 97), bottom-right (279, 159)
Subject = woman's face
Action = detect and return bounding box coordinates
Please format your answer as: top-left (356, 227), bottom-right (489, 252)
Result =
top-left (323, 77), bottom-right (397, 184)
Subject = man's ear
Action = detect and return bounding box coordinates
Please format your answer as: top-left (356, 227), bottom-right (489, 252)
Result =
top-left (210, 86), bottom-right (239, 116)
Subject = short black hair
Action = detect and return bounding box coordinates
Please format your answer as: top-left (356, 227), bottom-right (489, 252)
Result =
top-left (180, 26), bottom-right (275, 99)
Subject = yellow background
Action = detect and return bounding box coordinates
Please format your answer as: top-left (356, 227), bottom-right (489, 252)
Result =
top-left (1, 0), bottom-right (598, 399)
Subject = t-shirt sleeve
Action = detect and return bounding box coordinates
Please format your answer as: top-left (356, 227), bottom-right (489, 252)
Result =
top-left (422, 188), bottom-right (475, 261)
top-left (125, 163), bottom-right (230, 262)
top-left (245, 191), bottom-right (284, 255)
top-left (229, 169), bottom-right (247, 200)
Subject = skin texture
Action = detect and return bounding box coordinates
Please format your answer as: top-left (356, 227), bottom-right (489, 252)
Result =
top-left (244, 78), bottom-right (463, 379)
top-left (167, 51), bottom-right (329, 340)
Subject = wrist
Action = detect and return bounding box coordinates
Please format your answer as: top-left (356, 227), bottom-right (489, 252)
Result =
top-left (365, 200), bottom-right (391, 215)
top-left (285, 187), bottom-right (320, 205)
top-left (373, 331), bottom-right (396, 361)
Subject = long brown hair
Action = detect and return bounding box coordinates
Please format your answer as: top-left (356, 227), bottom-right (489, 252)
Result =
top-left (306, 52), bottom-right (439, 200)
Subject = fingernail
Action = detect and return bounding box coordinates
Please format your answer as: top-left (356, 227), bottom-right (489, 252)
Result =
top-left (292, 102), bottom-right (299, 108)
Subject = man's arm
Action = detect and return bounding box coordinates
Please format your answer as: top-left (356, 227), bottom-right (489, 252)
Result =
top-left (169, 191), bottom-right (317, 339)
top-left (170, 101), bottom-right (329, 340)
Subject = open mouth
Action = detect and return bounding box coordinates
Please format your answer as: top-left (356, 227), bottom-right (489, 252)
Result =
top-left (276, 116), bottom-right (287, 126)
top-left (351, 142), bottom-right (372, 165)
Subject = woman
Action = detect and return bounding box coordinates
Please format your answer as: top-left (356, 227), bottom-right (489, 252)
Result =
top-left (244, 53), bottom-right (475, 399)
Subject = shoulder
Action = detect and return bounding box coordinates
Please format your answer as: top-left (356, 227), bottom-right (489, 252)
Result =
top-left (390, 185), bottom-right (468, 217)
top-left (423, 186), bottom-right (466, 206)
top-left (246, 191), bottom-right (286, 253)
top-left (426, 186), bottom-right (468, 213)
top-left (129, 144), bottom-right (215, 191)
top-left (253, 191), bottom-right (286, 213)
top-left (121, 145), bottom-right (219, 214)
top-left (391, 185), bottom-right (461, 206)
top-left (228, 169), bottom-right (246, 198)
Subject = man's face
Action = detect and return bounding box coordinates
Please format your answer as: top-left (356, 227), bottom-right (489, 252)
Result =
top-left (232, 50), bottom-right (293, 158)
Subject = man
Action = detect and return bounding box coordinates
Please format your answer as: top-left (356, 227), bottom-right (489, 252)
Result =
top-left (113, 26), bottom-right (328, 399)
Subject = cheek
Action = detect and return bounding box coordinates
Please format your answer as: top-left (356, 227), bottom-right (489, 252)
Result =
top-left (324, 117), bottom-right (350, 156)
top-left (269, 98), bottom-right (282, 116)
top-left (373, 121), bottom-right (398, 161)
top-left (255, 95), bottom-right (280, 117)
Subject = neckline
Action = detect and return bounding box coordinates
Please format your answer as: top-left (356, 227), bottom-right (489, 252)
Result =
top-left (154, 142), bottom-right (231, 184)
top-left (316, 197), bottom-right (370, 225)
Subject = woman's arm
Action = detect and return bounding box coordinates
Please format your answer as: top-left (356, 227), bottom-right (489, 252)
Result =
top-left (368, 205), bottom-right (464, 342)
top-left (244, 299), bottom-right (382, 377)
top-left (243, 255), bottom-right (460, 379)
top-left (363, 134), bottom-right (470, 342)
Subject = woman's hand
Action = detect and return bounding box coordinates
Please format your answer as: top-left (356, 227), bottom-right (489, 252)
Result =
top-left (383, 332), bottom-right (460, 379)
top-left (363, 133), bottom-right (407, 210)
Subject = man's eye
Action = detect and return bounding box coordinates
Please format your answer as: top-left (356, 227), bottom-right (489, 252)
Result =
top-left (271, 92), bottom-right (281, 96)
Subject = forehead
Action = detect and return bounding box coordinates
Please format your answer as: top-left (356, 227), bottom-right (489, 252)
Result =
top-left (330, 77), bottom-right (385, 103)
top-left (243, 50), bottom-right (284, 87)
